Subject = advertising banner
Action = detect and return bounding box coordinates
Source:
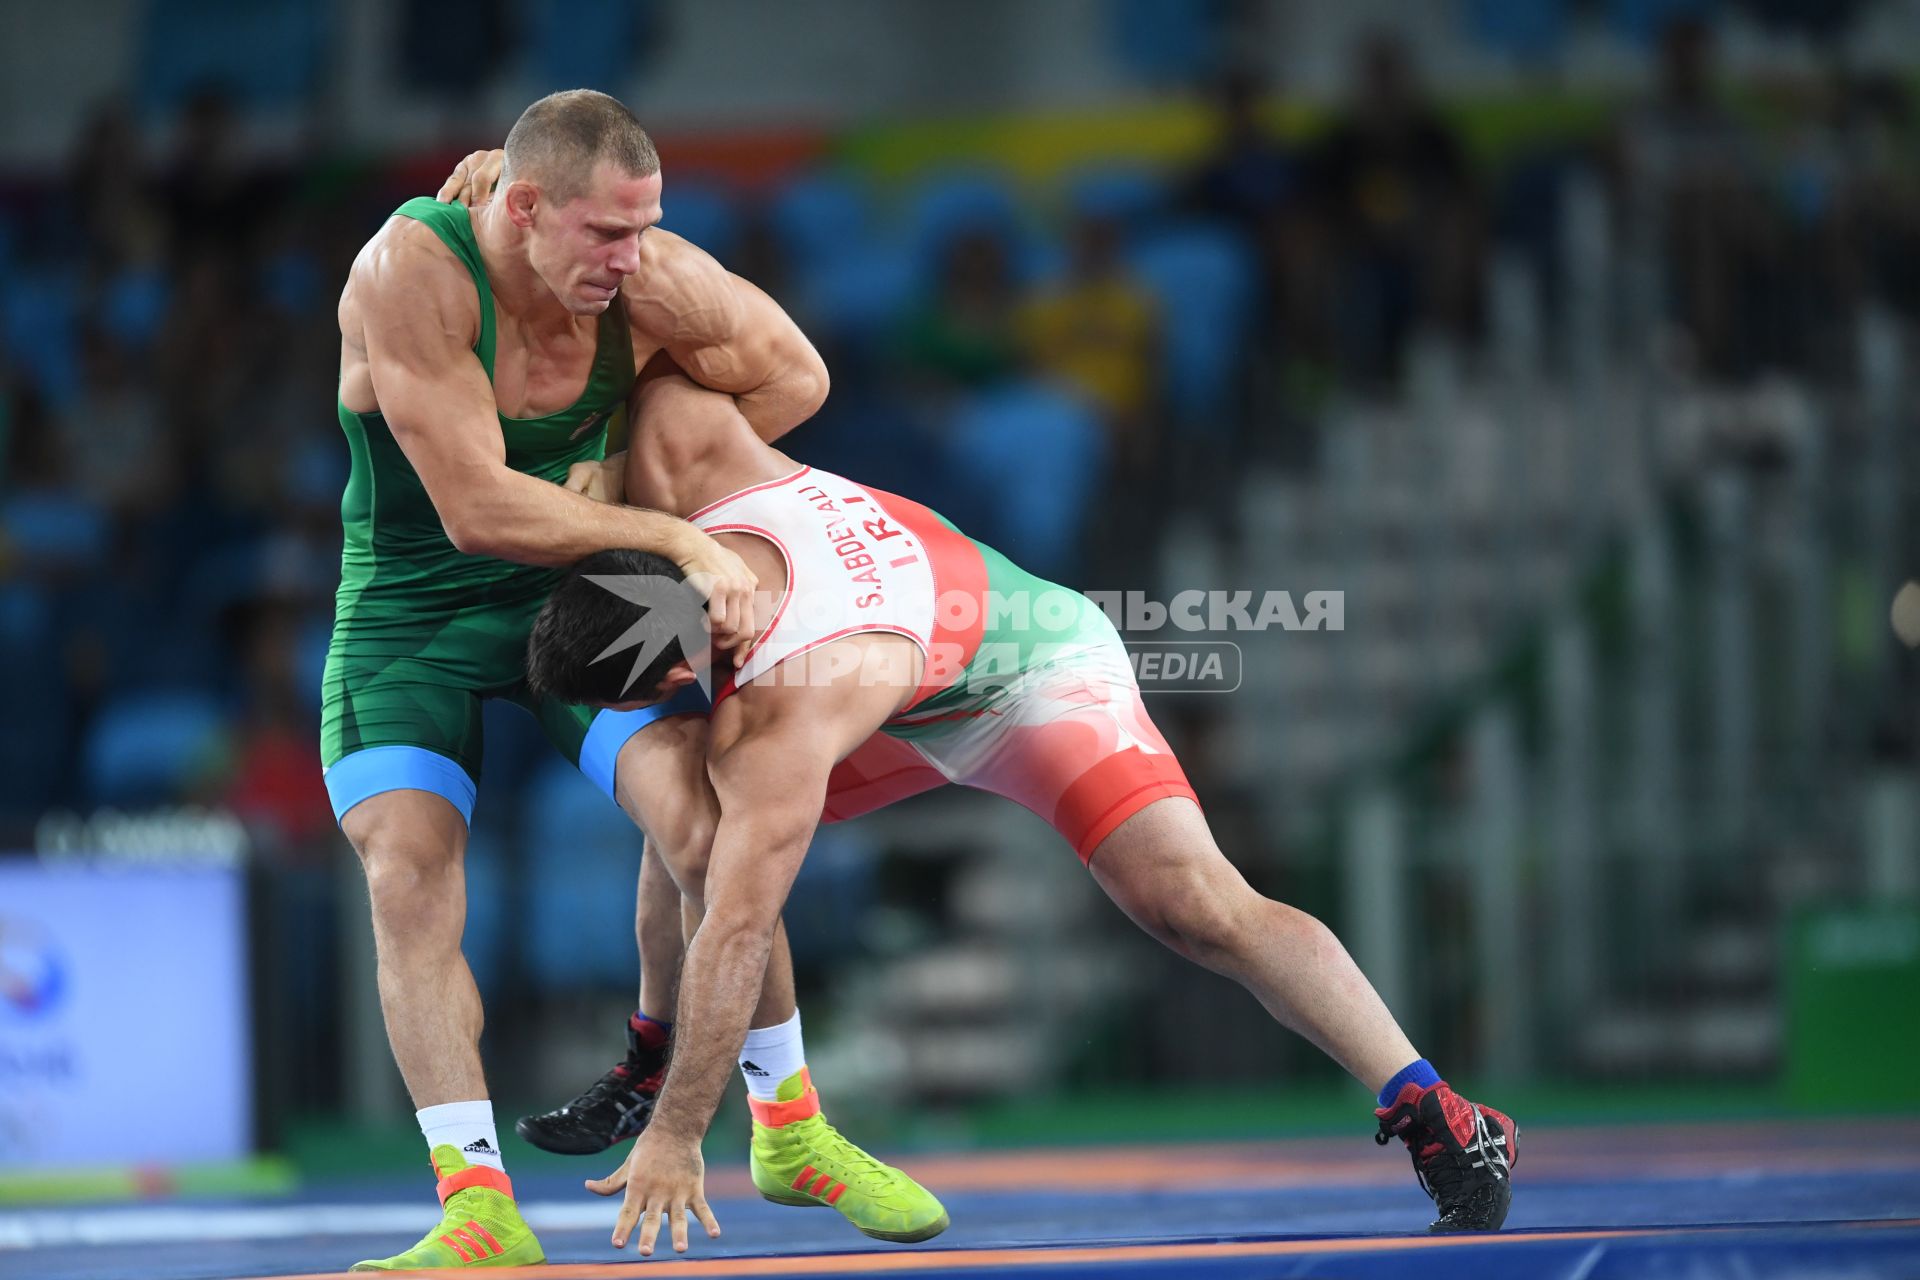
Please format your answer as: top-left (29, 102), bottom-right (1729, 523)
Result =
top-left (0, 857), bottom-right (252, 1170)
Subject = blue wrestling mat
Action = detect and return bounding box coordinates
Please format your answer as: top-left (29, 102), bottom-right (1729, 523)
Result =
top-left (4, 1118), bottom-right (1917, 1279)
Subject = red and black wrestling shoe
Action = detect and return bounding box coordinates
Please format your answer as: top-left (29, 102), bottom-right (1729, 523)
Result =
top-left (1374, 1080), bottom-right (1518, 1232)
top-left (514, 1020), bottom-right (666, 1156)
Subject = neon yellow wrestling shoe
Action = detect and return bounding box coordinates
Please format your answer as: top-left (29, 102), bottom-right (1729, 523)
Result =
top-left (349, 1145), bottom-right (545, 1270)
top-left (749, 1068), bottom-right (949, 1243)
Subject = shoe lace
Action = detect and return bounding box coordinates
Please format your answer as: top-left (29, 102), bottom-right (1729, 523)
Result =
top-left (443, 1184), bottom-right (506, 1218)
top-left (801, 1118), bottom-right (894, 1188)
top-left (580, 1058), bottom-right (659, 1108)
top-left (1375, 1111), bottom-right (1450, 1199)
top-left (1379, 1109), bottom-right (1505, 1216)
top-left (1409, 1138), bottom-right (1460, 1206)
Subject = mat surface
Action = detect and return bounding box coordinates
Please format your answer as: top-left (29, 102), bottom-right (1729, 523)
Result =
top-left (4, 1119), bottom-right (1917, 1279)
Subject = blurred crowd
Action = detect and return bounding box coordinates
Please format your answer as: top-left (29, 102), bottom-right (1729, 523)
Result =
top-left (2, 12), bottom-right (1917, 870)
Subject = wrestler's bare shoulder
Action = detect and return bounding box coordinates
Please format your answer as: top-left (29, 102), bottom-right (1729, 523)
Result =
top-left (337, 216), bottom-right (483, 414)
top-left (338, 216), bottom-right (478, 342)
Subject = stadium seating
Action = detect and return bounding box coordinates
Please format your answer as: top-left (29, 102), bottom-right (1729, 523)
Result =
top-left (1065, 166), bottom-right (1167, 230)
top-left (769, 172), bottom-right (873, 267)
top-left (0, 584), bottom-right (71, 810)
top-left (1126, 222), bottom-right (1259, 424)
top-left (1107, 0), bottom-right (1230, 85)
top-left (2, 493), bottom-right (109, 575)
top-left (137, 0), bottom-right (328, 111)
top-left (795, 237), bottom-right (918, 342)
top-left (2, 268), bottom-right (80, 407)
top-left (83, 690), bottom-right (227, 808)
top-left (906, 171), bottom-right (1045, 287)
top-left (659, 180), bottom-right (742, 263)
top-left (519, 0), bottom-right (653, 95)
top-left (459, 817), bottom-right (511, 999)
top-left (945, 380), bottom-right (1107, 580)
top-left (100, 266), bottom-right (171, 351)
top-left (294, 617), bottom-right (332, 710)
top-left (519, 760), bottom-right (644, 991)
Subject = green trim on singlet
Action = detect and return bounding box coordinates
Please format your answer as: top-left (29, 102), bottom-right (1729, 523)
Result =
top-left (403, 197), bottom-right (499, 377)
top-left (321, 198), bottom-right (637, 775)
top-left (885, 521), bottom-right (1119, 740)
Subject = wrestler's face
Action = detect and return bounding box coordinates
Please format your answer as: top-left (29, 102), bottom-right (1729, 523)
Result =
top-left (527, 162), bottom-right (663, 315)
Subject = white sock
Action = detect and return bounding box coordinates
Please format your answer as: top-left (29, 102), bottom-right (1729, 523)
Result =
top-left (738, 1008), bottom-right (806, 1102)
top-left (417, 1099), bottom-right (505, 1172)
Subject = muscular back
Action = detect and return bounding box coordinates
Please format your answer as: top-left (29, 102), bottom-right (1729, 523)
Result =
top-left (621, 376), bottom-right (802, 612)
top-left (624, 376), bottom-right (799, 523)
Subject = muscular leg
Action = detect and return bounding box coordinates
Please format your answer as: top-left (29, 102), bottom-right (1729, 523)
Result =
top-left (752, 920), bottom-right (799, 1029)
top-left (637, 832), bottom-right (793, 1027)
top-left (611, 713), bottom-right (796, 1030)
top-left (1087, 797), bottom-right (1419, 1093)
top-left (636, 838), bottom-right (684, 1020)
top-left (341, 789), bottom-right (485, 1106)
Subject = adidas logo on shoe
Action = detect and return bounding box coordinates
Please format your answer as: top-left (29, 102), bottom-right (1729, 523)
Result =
top-left (740, 1060), bottom-right (770, 1077)
top-left (463, 1138), bottom-right (495, 1154)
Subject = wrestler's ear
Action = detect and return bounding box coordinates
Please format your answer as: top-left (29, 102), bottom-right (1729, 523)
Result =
top-left (503, 180), bottom-right (538, 228)
top-left (653, 661), bottom-right (698, 698)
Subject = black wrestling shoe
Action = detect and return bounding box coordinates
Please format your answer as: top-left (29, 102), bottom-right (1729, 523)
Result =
top-left (1374, 1080), bottom-right (1518, 1232)
top-left (515, 1022), bottom-right (667, 1156)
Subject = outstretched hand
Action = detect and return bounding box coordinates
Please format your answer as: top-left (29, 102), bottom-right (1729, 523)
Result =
top-left (586, 1129), bottom-right (721, 1256)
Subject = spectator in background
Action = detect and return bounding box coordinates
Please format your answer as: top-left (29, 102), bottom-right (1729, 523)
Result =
top-left (66, 100), bottom-right (165, 279)
top-left (65, 326), bottom-right (175, 521)
top-left (1018, 207), bottom-right (1159, 573)
top-left (1612, 17), bottom-right (1767, 377)
top-left (1184, 67), bottom-right (1321, 365)
top-left (223, 602), bottom-right (331, 858)
top-left (894, 226), bottom-right (1021, 392)
top-left (160, 87), bottom-right (277, 270)
top-left (0, 379), bottom-right (112, 730)
top-left (1019, 208), bottom-right (1159, 459)
top-left (1182, 65), bottom-right (1328, 450)
top-left (399, 0), bottom-right (508, 103)
top-left (154, 255), bottom-right (256, 471)
top-left (728, 210), bottom-right (796, 318)
top-left (4, 355), bottom-right (117, 792)
top-left (1184, 67), bottom-right (1302, 238)
top-left (2, 383), bottom-right (72, 525)
top-left (1840, 75), bottom-right (1920, 323)
top-left (1309, 32), bottom-right (1482, 386)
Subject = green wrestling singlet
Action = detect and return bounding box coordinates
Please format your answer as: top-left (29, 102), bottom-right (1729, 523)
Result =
top-left (322, 196), bottom-right (692, 825)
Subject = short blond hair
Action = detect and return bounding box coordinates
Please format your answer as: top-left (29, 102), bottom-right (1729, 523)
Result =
top-left (502, 90), bottom-right (658, 204)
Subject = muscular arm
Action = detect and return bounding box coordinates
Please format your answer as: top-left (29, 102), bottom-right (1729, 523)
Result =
top-left (358, 223), bottom-right (703, 566)
top-left (594, 643), bottom-right (916, 1251)
top-left (642, 715), bottom-right (830, 1145)
top-left (626, 230), bottom-right (829, 444)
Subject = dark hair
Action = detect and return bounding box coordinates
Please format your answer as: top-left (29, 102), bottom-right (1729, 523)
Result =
top-left (527, 548), bottom-right (703, 705)
top-left (502, 89), bottom-right (659, 204)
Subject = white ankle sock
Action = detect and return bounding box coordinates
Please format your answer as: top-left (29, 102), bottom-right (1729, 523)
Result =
top-left (417, 1099), bottom-right (505, 1172)
top-left (738, 1009), bottom-right (806, 1102)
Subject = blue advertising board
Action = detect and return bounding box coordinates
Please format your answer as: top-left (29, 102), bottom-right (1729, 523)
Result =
top-left (0, 857), bottom-right (252, 1169)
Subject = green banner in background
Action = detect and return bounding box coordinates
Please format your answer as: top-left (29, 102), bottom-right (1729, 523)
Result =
top-left (1787, 903), bottom-right (1920, 1108)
